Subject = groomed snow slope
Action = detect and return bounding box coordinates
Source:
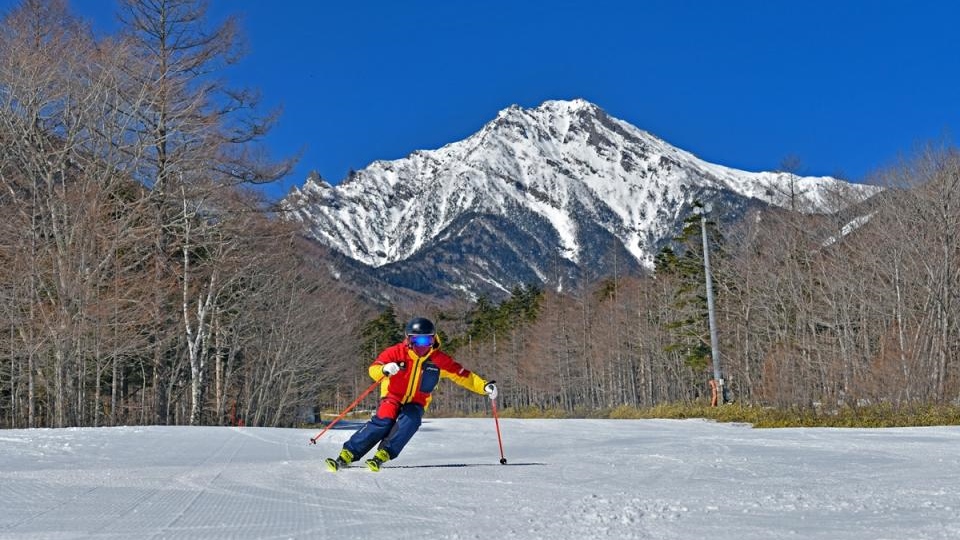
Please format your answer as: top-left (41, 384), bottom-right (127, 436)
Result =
top-left (2, 419), bottom-right (959, 539)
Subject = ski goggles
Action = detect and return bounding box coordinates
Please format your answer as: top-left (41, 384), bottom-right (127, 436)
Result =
top-left (409, 334), bottom-right (435, 347)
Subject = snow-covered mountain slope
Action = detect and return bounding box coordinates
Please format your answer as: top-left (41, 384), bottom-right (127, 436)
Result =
top-left (284, 99), bottom-right (876, 299)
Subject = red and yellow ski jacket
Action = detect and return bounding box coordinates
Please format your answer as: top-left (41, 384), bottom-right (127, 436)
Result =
top-left (369, 341), bottom-right (488, 409)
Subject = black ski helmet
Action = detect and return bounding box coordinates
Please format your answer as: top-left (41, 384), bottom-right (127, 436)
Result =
top-left (405, 317), bottom-right (435, 336)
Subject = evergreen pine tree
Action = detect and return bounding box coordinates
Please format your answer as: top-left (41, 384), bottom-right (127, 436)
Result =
top-left (359, 306), bottom-right (403, 361)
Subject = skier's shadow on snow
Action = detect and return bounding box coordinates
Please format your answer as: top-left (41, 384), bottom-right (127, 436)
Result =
top-left (389, 462), bottom-right (546, 469)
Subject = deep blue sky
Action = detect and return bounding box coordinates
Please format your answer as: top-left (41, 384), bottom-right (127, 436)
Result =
top-left (9, 1), bottom-right (960, 200)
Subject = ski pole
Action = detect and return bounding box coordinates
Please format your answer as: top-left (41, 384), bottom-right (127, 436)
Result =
top-left (491, 397), bottom-right (507, 464)
top-left (309, 377), bottom-right (383, 445)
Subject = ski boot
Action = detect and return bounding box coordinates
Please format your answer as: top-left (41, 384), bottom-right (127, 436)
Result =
top-left (325, 449), bottom-right (354, 472)
top-left (365, 449), bottom-right (391, 472)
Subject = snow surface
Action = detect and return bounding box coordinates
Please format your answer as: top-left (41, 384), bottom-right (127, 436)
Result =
top-left (2, 419), bottom-right (959, 539)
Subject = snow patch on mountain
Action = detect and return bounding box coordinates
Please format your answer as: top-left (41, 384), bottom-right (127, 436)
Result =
top-left (284, 99), bottom-right (877, 270)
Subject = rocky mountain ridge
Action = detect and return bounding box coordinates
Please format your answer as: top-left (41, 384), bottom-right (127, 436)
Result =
top-left (283, 99), bottom-right (873, 300)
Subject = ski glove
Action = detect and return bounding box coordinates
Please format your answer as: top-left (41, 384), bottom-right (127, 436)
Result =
top-left (382, 362), bottom-right (400, 377)
top-left (484, 381), bottom-right (498, 400)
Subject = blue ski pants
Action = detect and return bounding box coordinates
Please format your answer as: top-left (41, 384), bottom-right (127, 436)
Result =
top-left (343, 400), bottom-right (424, 460)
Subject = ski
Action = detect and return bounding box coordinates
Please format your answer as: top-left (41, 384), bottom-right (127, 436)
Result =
top-left (325, 457), bottom-right (390, 472)
top-left (325, 457), bottom-right (347, 472)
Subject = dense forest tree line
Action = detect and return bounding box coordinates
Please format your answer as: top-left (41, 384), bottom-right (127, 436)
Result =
top-left (0, 0), bottom-right (367, 428)
top-left (2, 1), bottom-right (958, 429)
top-left (424, 154), bottom-right (958, 415)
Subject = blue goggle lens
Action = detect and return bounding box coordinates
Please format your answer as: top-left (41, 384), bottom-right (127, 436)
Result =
top-left (410, 335), bottom-right (434, 347)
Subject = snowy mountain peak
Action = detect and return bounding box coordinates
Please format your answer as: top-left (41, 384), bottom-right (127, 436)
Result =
top-left (283, 99), bottom-right (875, 298)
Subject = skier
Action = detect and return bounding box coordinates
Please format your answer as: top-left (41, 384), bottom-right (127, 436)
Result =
top-left (326, 317), bottom-right (498, 472)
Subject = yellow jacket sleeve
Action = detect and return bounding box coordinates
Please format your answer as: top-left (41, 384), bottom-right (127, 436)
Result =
top-left (368, 363), bottom-right (388, 381)
top-left (441, 370), bottom-right (488, 395)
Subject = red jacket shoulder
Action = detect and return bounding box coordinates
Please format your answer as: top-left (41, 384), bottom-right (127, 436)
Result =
top-left (430, 350), bottom-right (471, 376)
top-left (430, 350), bottom-right (455, 365)
top-left (375, 342), bottom-right (408, 363)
